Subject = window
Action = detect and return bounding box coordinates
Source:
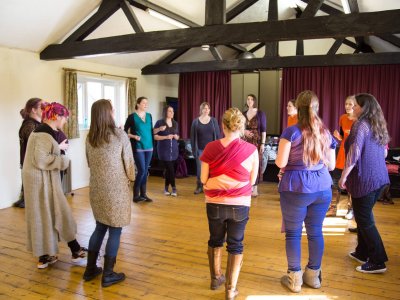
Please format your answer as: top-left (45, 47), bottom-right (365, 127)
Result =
top-left (77, 75), bottom-right (127, 129)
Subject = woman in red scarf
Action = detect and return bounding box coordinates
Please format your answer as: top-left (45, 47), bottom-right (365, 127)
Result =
top-left (201, 108), bottom-right (259, 300)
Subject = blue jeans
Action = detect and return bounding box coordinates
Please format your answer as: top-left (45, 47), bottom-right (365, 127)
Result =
top-left (206, 203), bottom-right (250, 254)
top-left (280, 189), bottom-right (331, 271)
top-left (134, 151), bottom-right (153, 197)
top-left (352, 186), bottom-right (388, 264)
top-left (195, 149), bottom-right (204, 182)
top-left (88, 221), bottom-right (122, 257)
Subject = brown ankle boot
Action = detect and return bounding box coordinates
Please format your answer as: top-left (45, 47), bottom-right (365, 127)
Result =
top-left (207, 246), bottom-right (225, 290)
top-left (225, 253), bottom-right (243, 300)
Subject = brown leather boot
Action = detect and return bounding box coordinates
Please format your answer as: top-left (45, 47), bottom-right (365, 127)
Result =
top-left (207, 246), bottom-right (225, 290)
top-left (225, 253), bottom-right (243, 300)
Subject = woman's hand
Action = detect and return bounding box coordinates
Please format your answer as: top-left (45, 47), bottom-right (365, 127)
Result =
top-left (59, 139), bottom-right (69, 151)
top-left (245, 130), bottom-right (253, 137)
top-left (159, 125), bottom-right (167, 132)
top-left (333, 130), bottom-right (342, 141)
top-left (338, 175), bottom-right (347, 190)
top-left (134, 135), bottom-right (141, 141)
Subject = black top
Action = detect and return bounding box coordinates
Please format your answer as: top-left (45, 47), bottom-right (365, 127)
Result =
top-left (19, 118), bottom-right (41, 166)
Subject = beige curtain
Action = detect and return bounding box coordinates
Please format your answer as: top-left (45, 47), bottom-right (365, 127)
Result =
top-left (127, 78), bottom-right (137, 114)
top-left (64, 71), bottom-right (79, 139)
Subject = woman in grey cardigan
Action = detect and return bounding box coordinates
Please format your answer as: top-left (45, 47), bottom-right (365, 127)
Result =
top-left (84, 99), bottom-right (135, 287)
top-left (190, 102), bottom-right (221, 194)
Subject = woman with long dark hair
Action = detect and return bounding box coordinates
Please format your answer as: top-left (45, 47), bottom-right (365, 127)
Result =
top-left (276, 91), bottom-right (336, 293)
top-left (14, 97), bottom-right (43, 208)
top-left (154, 105), bottom-right (180, 196)
top-left (84, 99), bottom-right (135, 287)
top-left (339, 93), bottom-right (390, 274)
top-left (242, 94), bottom-right (267, 197)
top-left (201, 108), bottom-right (258, 300)
top-left (124, 97), bottom-right (154, 203)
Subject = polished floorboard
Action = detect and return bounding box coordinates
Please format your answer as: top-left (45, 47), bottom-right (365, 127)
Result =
top-left (0, 176), bottom-right (399, 300)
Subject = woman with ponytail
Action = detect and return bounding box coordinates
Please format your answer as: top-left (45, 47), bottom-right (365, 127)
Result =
top-left (339, 93), bottom-right (389, 274)
top-left (275, 91), bottom-right (336, 293)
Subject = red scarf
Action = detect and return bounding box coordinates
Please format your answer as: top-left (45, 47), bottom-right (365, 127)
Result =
top-left (201, 138), bottom-right (256, 197)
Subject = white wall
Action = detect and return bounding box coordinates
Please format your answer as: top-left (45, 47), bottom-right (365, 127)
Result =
top-left (0, 46), bottom-right (178, 209)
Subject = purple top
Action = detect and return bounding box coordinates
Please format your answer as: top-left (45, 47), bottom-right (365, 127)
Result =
top-left (278, 125), bottom-right (336, 193)
top-left (154, 119), bottom-right (179, 161)
top-left (344, 120), bottom-right (389, 198)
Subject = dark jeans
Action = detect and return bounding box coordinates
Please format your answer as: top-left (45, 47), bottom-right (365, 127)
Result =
top-left (195, 149), bottom-right (204, 183)
top-left (133, 150), bottom-right (153, 197)
top-left (206, 203), bottom-right (250, 254)
top-left (280, 189), bottom-right (331, 271)
top-left (161, 160), bottom-right (176, 189)
top-left (88, 221), bottom-right (122, 257)
top-left (352, 186), bottom-right (388, 264)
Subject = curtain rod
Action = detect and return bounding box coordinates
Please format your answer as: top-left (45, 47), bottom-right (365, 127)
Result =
top-left (63, 68), bottom-right (136, 80)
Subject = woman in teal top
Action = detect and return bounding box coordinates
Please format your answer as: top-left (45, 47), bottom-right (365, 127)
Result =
top-left (124, 97), bottom-right (155, 203)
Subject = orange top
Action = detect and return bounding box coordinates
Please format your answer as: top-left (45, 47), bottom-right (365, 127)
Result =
top-left (335, 114), bottom-right (355, 169)
top-left (287, 114), bottom-right (298, 127)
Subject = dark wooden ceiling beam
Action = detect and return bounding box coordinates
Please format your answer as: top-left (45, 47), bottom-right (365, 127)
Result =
top-left (41, 10), bottom-right (400, 60)
top-left (296, 0), bottom-right (324, 55)
top-left (265, 0), bottom-right (278, 57)
top-left (210, 46), bottom-right (223, 60)
top-left (347, 0), bottom-right (373, 53)
top-left (63, 0), bottom-right (121, 43)
top-left (141, 52), bottom-right (400, 74)
top-left (327, 38), bottom-right (344, 55)
top-left (376, 34), bottom-right (400, 48)
top-left (226, 0), bottom-right (259, 21)
top-left (121, 0), bottom-right (144, 33)
top-left (205, 0), bottom-right (226, 25)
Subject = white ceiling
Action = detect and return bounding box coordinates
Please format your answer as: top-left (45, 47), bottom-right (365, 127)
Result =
top-left (0, 0), bottom-right (399, 70)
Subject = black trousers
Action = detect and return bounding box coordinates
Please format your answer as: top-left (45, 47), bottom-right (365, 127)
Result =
top-left (161, 160), bottom-right (176, 189)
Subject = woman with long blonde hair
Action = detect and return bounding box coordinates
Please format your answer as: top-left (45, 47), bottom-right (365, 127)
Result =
top-left (276, 91), bottom-right (336, 293)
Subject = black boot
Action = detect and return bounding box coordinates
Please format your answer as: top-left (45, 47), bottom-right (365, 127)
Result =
top-left (102, 256), bottom-right (126, 287)
top-left (140, 184), bottom-right (153, 202)
top-left (83, 251), bottom-right (102, 281)
top-left (13, 198), bottom-right (25, 208)
top-left (194, 182), bottom-right (203, 195)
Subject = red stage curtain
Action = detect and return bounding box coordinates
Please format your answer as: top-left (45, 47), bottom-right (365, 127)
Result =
top-left (178, 71), bottom-right (231, 138)
top-left (280, 65), bottom-right (400, 147)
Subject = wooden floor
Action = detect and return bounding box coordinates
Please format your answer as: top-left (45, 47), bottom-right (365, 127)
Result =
top-left (1, 176), bottom-right (399, 300)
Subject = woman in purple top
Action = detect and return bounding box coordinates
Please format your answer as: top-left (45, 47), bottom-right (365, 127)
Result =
top-left (339, 93), bottom-right (390, 274)
top-left (276, 91), bottom-right (336, 293)
top-left (154, 106), bottom-right (180, 196)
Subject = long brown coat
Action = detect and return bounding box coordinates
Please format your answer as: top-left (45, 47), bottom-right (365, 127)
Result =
top-left (23, 132), bottom-right (76, 257)
top-left (86, 129), bottom-right (135, 227)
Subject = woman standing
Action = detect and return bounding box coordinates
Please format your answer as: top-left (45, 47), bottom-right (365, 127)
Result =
top-left (23, 102), bottom-right (87, 269)
top-left (124, 97), bottom-right (154, 203)
top-left (84, 99), bottom-right (135, 287)
top-left (339, 93), bottom-right (389, 274)
top-left (201, 108), bottom-right (258, 300)
top-left (190, 102), bottom-right (221, 194)
top-left (154, 106), bottom-right (180, 196)
top-left (242, 94), bottom-right (267, 197)
top-left (276, 91), bottom-right (336, 293)
top-left (287, 99), bottom-right (298, 127)
top-left (327, 95), bottom-right (356, 217)
top-left (14, 97), bottom-right (43, 208)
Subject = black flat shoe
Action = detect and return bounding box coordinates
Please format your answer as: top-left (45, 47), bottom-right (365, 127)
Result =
top-left (140, 195), bottom-right (153, 202)
top-left (133, 196), bottom-right (144, 203)
top-left (348, 227), bottom-right (358, 233)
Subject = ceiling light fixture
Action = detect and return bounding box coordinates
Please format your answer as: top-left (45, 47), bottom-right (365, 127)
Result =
top-left (340, 0), bottom-right (351, 14)
top-left (146, 9), bottom-right (189, 29)
top-left (201, 45), bottom-right (210, 51)
top-left (237, 51), bottom-right (256, 59)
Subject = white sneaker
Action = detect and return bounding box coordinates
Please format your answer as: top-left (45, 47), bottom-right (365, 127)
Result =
top-left (164, 190), bottom-right (170, 196)
top-left (71, 247), bottom-right (87, 266)
top-left (345, 209), bottom-right (354, 220)
top-left (171, 190), bottom-right (177, 197)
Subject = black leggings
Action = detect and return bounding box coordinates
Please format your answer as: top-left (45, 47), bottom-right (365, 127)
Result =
top-left (161, 160), bottom-right (176, 189)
